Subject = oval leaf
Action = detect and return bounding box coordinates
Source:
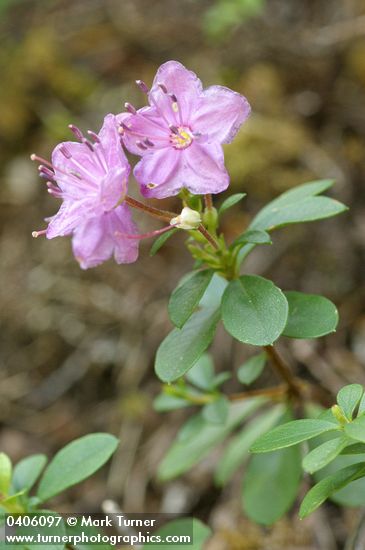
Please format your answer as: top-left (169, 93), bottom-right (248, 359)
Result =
top-left (215, 405), bottom-right (284, 486)
top-left (155, 307), bottom-right (220, 383)
top-left (337, 384), bottom-right (364, 421)
top-left (150, 228), bottom-right (178, 256)
top-left (283, 291), bottom-right (338, 339)
top-left (168, 270), bottom-right (214, 328)
top-left (222, 275), bottom-right (288, 346)
top-left (251, 419), bottom-right (339, 453)
top-left (218, 193), bottom-right (246, 215)
top-left (202, 396), bottom-right (229, 425)
top-left (233, 229), bottom-right (272, 247)
top-left (237, 352), bottom-right (266, 385)
top-left (158, 399), bottom-right (264, 481)
top-left (345, 415), bottom-right (365, 443)
top-left (37, 433), bottom-right (118, 502)
top-left (11, 454), bottom-right (47, 494)
top-left (302, 436), bottom-right (349, 474)
top-left (243, 445), bottom-right (302, 525)
top-left (300, 462), bottom-right (365, 518)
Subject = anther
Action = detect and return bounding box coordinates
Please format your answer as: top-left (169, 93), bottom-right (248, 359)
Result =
top-left (68, 124), bottom-right (84, 141)
top-left (136, 141), bottom-right (148, 151)
top-left (144, 138), bottom-right (155, 147)
top-left (82, 138), bottom-right (94, 152)
top-left (169, 93), bottom-right (178, 103)
top-left (60, 145), bottom-right (72, 159)
top-left (169, 124), bottom-right (179, 135)
top-left (32, 230), bottom-right (47, 238)
top-left (136, 80), bottom-right (149, 94)
top-left (125, 102), bottom-right (137, 115)
top-left (87, 130), bottom-right (101, 143)
top-left (158, 82), bottom-right (168, 94)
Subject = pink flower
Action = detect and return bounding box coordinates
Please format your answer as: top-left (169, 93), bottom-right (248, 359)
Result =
top-left (32, 114), bottom-right (139, 269)
top-left (118, 60), bottom-right (251, 199)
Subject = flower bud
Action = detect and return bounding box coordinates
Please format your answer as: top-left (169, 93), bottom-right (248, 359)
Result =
top-left (170, 207), bottom-right (202, 230)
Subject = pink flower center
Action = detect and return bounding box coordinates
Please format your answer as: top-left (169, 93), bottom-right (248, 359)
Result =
top-left (170, 127), bottom-right (193, 150)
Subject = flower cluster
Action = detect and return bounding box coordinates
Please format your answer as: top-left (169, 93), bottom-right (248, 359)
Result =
top-left (32, 61), bottom-right (250, 269)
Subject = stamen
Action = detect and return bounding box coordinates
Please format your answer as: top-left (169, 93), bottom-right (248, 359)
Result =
top-left (82, 138), bottom-right (94, 152)
top-left (32, 229), bottom-right (47, 238)
top-left (87, 130), bottom-right (101, 143)
top-left (68, 124), bottom-right (84, 141)
top-left (31, 154), bottom-right (54, 170)
top-left (60, 145), bottom-right (72, 159)
top-left (144, 138), bottom-right (155, 147)
top-left (114, 225), bottom-right (174, 240)
top-left (169, 124), bottom-right (179, 135)
top-left (39, 166), bottom-right (56, 180)
top-left (136, 80), bottom-right (149, 94)
top-left (169, 93), bottom-right (178, 103)
top-left (158, 82), bottom-right (168, 94)
top-left (136, 141), bottom-right (148, 151)
top-left (125, 102), bottom-right (137, 115)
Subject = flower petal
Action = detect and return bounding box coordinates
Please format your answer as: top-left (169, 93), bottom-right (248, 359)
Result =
top-left (99, 113), bottom-right (130, 173)
top-left (46, 199), bottom-right (97, 238)
top-left (192, 85), bottom-right (251, 144)
top-left (71, 204), bottom-right (139, 269)
top-left (117, 108), bottom-right (170, 156)
top-left (183, 142), bottom-right (229, 194)
top-left (134, 147), bottom-right (182, 198)
top-left (149, 60), bottom-right (203, 125)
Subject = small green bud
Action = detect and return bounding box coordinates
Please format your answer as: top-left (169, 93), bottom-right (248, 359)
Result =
top-left (0, 453), bottom-right (12, 496)
top-left (203, 206), bottom-right (218, 230)
top-left (331, 404), bottom-right (348, 425)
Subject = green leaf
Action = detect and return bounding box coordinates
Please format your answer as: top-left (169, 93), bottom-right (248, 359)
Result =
top-left (337, 384), bottom-right (364, 421)
top-left (215, 405), bottom-right (284, 486)
top-left (300, 462), bottom-right (365, 518)
top-left (341, 443), bottom-right (365, 455)
top-left (345, 415), bottom-right (365, 442)
top-left (282, 291), bottom-right (339, 339)
top-left (169, 270), bottom-right (214, 328)
top-left (358, 393), bottom-right (365, 416)
top-left (212, 372), bottom-right (231, 387)
top-left (218, 193), bottom-right (246, 215)
top-left (302, 436), bottom-right (350, 474)
top-left (0, 453), bottom-right (12, 495)
top-left (237, 353), bottom-right (266, 385)
top-left (202, 396), bottom-right (229, 424)
top-left (185, 354), bottom-right (215, 390)
top-left (142, 518), bottom-right (211, 550)
top-left (11, 454), bottom-right (47, 494)
top-left (251, 419), bottom-right (339, 452)
top-left (150, 228), bottom-right (178, 256)
top-left (36, 434), bottom-right (119, 502)
top-left (237, 180), bottom-right (347, 265)
top-left (232, 229), bottom-right (272, 247)
top-left (158, 399), bottom-right (264, 481)
top-left (243, 445), bottom-right (302, 525)
top-left (222, 275), bottom-right (288, 346)
top-left (153, 393), bottom-right (190, 412)
top-left (251, 179), bottom-right (347, 232)
top-left (155, 306), bottom-right (220, 383)
top-left (16, 510), bottom-right (66, 550)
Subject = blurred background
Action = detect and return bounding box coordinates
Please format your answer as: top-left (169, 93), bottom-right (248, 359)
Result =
top-left (1, 0), bottom-right (365, 548)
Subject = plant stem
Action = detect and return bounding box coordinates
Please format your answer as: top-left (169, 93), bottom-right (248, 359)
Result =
top-left (205, 194), bottom-right (213, 210)
top-left (264, 345), bottom-right (302, 398)
top-left (125, 196), bottom-right (176, 222)
top-left (197, 224), bottom-right (220, 249)
top-left (228, 384), bottom-right (288, 402)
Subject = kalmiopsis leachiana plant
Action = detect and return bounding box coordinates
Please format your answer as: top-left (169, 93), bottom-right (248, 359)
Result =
top-left (26, 60), bottom-right (365, 534)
